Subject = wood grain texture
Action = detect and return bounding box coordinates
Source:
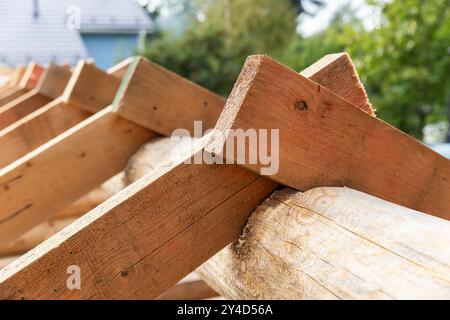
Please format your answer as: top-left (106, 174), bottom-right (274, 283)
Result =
top-left (0, 61), bottom-right (128, 168)
top-left (0, 66), bottom-right (26, 95)
top-left (0, 54), bottom-right (374, 299)
top-left (0, 92), bottom-right (51, 130)
top-left (0, 99), bottom-right (91, 168)
top-left (37, 64), bottom-right (72, 100)
top-left (198, 187), bottom-right (450, 299)
top-left (0, 218), bottom-right (76, 257)
top-left (0, 138), bottom-right (276, 299)
top-left (212, 55), bottom-right (450, 219)
top-left (62, 62), bottom-right (121, 113)
top-left (158, 279), bottom-right (218, 300)
top-left (19, 63), bottom-right (44, 91)
top-left (0, 188), bottom-right (110, 256)
top-left (0, 63), bottom-right (44, 107)
top-left (0, 64), bottom-right (72, 129)
top-left (0, 106), bottom-right (154, 244)
top-left (0, 88), bottom-right (29, 108)
top-left (301, 53), bottom-right (373, 115)
top-left (114, 57), bottom-right (226, 136)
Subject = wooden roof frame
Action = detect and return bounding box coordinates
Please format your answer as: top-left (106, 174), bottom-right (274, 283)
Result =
top-left (0, 53), bottom-right (395, 299)
top-left (0, 59), bottom-right (132, 168)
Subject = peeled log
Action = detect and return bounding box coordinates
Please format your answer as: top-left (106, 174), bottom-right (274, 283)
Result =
top-left (121, 137), bottom-right (450, 299)
top-left (197, 188), bottom-right (450, 300)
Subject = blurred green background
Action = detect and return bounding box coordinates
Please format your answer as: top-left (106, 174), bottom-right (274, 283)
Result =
top-left (137, 0), bottom-right (450, 141)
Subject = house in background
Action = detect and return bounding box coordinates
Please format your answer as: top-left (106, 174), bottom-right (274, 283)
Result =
top-left (0, 0), bottom-right (152, 69)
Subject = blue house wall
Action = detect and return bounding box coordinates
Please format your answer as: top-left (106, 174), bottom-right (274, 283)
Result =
top-left (81, 34), bottom-right (139, 69)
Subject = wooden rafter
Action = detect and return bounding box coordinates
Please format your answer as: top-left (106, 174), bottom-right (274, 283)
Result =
top-left (0, 60), bottom-right (128, 168)
top-left (0, 54), bottom-right (375, 299)
top-left (0, 64), bottom-right (72, 130)
top-left (0, 63), bottom-right (44, 106)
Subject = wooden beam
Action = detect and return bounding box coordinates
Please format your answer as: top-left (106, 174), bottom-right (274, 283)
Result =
top-left (0, 218), bottom-right (76, 258)
top-left (113, 57), bottom-right (225, 136)
top-left (0, 61), bottom-right (124, 168)
top-left (0, 106), bottom-right (154, 244)
top-left (210, 55), bottom-right (450, 219)
top-left (62, 62), bottom-right (122, 114)
top-left (0, 54), bottom-right (373, 299)
top-left (0, 93), bottom-right (53, 130)
top-left (300, 53), bottom-right (373, 115)
top-left (0, 64), bottom-right (72, 129)
top-left (198, 187), bottom-right (450, 299)
top-left (0, 63), bottom-right (44, 106)
top-left (0, 139), bottom-right (276, 299)
top-left (0, 66), bottom-right (26, 95)
top-left (0, 188), bottom-right (111, 257)
top-left (158, 276), bottom-right (219, 300)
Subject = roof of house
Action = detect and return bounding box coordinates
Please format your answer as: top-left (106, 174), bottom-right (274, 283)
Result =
top-left (0, 0), bottom-right (152, 66)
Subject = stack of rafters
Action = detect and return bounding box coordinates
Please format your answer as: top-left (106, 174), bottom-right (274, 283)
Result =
top-left (0, 53), bottom-right (448, 300)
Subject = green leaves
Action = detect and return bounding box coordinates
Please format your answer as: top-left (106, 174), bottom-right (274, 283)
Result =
top-left (139, 0), bottom-right (450, 139)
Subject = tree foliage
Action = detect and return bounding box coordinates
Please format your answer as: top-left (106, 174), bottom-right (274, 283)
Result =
top-left (354, 0), bottom-right (450, 138)
top-left (141, 0), bottom-right (298, 96)
top-left (140, 0), bottom-right (450, 138)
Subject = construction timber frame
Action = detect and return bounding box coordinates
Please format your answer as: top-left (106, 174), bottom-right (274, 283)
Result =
top-left (0, 54), bottom-right (448, 299)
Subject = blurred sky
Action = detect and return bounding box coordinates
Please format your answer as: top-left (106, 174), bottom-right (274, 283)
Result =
top-left (137, 0), bottom-right (382, 37)
top-left (298, 0), bottom-right (382, 36)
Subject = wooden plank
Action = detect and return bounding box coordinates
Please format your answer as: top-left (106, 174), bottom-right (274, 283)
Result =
top-left (19, 63), bottom-right (45, 91)
top-left (0, 54), bottom-right (374, 299)
top-left (210, 55), bottom-right (450, 219)
top-left (113, 57), bottom-right (225, 136)
top-left (0, 93), bottom-right (52, 130)
top-left (0, 218), bottom-right (76, 257)
top-left (198, 187), bottom-right (450, 299)
top-left (0, 63), bottom-right (44, 107)
top-left (0, 188), bottom-right (111, 256)
top-left (0, 106), bottom-right (154, 245)
top-left (0, 64), bottom-right (72, 130)
top-left (158, 279), bottom-right (219, 300)
top-left (300, 53), bottom-right (373, 115)
top-left (0, 140), bottom-right (276, 299)
top-left (0, 62), bottom-right (125, 168)
top-left (0, 66), bottom-right (26, 95)
top-left (37, 64), bottom-right (73, 100)
top-left (62, 62), bottom-right (122, 113)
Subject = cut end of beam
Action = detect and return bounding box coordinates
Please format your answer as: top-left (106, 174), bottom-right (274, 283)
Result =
top-left (19, 63), bottom-right (44, 90)
top-left (35, 64), bottom-right (72, 100)
top-left (301, 52), bottom-right (374, 115)
top-left (112, 56), bottom-right (225, 136)
top-left (61, 62), bottom-right (121, 113)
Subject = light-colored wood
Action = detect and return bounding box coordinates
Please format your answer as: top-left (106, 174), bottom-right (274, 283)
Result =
top-left (0, 62), bottom-right (125, 168)
top-left (0, 218), bottom-right (76, 257)
top-left (0, 99), bottom-right (91, 168)
top-left (0, 64), bottom-right (72, 130)
top-left (62, 62), bottom-right (122, 113)
top-left (0, 54), bottom-right (373, 299)
top-left (158, 279), bottom-right (219, 300)
top-left (0, 66), bottom-right (26, 95)
top-left (0, 257), bottom-right (19, 270)
top-left (55, 188), bottom-right (112, 220)
top-left (0, 64), bottom-right (44, 107)
top-left (0, 106), bottom-right (154, 244)
top-left (0, 93), bottom-right (52, 130)
top-left (0, 188), bottom-right (111, 257)
top-left (19, 63), bottom-right (44, 91)
top-left (301, 53), bottom-right (373, 115)
top-left (37, 64), bottom-right (72, 100)
top-left (113, 57), bottom-right (226, 136)
top-left (198, 187), bottom-right (450, 300)
top-left (0, 138), bottom-right (276, 299)
top-left (211, 55), bottom-right (450, 219)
